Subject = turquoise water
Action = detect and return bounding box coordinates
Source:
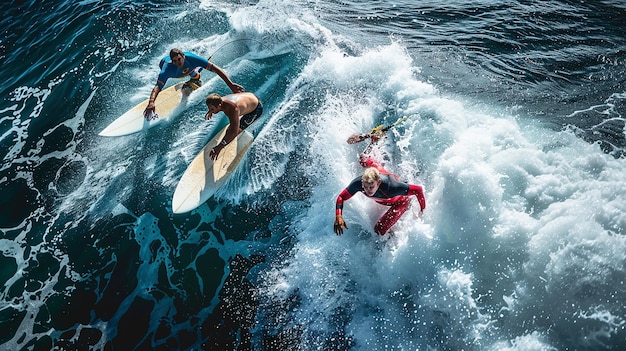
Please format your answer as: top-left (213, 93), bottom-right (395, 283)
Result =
top-left (1, 0), bottom-right (625, 350)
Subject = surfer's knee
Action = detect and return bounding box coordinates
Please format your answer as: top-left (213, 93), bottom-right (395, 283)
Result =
top-left (182, 78), bottom-right (202, 95)
top-left (181, 86), bottom-right (193, 96)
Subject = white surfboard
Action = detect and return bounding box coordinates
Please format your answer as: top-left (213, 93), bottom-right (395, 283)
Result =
top-left (99, 82), bottom-right (186, 137)
top-left (172, 125), bottom-right (254, 214)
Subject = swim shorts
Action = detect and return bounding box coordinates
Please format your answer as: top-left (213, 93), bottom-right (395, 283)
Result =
top-left (182, 78), bottom-right (203, 92)
top-left (240, 101), bottom-right (263, 130)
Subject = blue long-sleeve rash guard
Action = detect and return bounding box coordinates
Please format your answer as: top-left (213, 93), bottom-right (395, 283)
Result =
top-left (155, 52), bottom-right (214, 89)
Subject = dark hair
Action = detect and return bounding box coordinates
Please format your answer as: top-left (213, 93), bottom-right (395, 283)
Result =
top-left (169, 48), bottom-right (184, 59)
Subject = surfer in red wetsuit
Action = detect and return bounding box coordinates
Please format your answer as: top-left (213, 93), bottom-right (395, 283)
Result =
top-left (334, 161), bottom-right (426, 236)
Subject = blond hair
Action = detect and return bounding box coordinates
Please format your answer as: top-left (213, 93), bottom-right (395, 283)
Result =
top-left (362, 167), bottom-right (381, 184)
top-left (205, 93), bottom-right (222, 107)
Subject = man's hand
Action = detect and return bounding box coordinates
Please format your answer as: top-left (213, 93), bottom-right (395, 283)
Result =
top-left (230, 83), bottom-right (245, 93)
top-left (144, 102), bottom-right (156, 120)
top-left (144, 86), bottom-right (160, 120)
top-left (334, 215), bottom-right (348, 235)
top-left (209, 144), bottom-right (224, 160)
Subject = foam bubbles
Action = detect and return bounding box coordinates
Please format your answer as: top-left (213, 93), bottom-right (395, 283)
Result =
top-left (253, 35), bottom-right (626, 350)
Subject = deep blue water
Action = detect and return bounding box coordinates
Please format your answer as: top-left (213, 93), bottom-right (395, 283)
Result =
top-left (1, 0), bottom-right (625, 350)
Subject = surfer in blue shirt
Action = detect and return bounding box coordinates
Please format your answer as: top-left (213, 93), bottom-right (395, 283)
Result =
top-left (143, 48), bottom-right (244, 120)
top-left (204, 92), bottom-right (263, 160)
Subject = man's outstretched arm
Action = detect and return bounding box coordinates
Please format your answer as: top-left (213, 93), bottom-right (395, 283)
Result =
top-left (209, 63), bottom-right (244, 93)
top-left (334, 189), bottom-right (353, 235)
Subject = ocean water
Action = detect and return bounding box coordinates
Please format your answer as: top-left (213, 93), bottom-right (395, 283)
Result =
top-left (1, 0), bottom-right (625, 350)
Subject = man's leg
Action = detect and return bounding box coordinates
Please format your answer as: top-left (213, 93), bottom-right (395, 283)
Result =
top-left (374, 197), bottom-right (411, 235)
top-left (181, 78), bottom-right (203, 96)
top-left (239, 102), bottom-right (263, 130)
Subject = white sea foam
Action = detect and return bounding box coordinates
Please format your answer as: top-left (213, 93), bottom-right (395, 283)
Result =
top-left (254, 36), bottom-right (626, 350)
top-left (3, 0), bottom-right (625, 350)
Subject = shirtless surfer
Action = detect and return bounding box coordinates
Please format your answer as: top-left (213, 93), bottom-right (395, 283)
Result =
top-left (204, 92), bottom-right (263, 160)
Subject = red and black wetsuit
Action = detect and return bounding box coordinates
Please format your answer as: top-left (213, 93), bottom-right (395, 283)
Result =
top-left (335, 168), bottom-right (426, 235)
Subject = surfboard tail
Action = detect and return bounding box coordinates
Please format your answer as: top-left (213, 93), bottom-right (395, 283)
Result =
top-left (172, 129), bottom-right (254, 214)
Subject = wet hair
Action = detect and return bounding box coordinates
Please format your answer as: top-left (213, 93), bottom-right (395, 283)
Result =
top-left (206, 93), bottom-right (222, 107)
top-left (362, 167), bottom-right (381, 184)
top-left (169, 48), bottom-right (184, 59)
